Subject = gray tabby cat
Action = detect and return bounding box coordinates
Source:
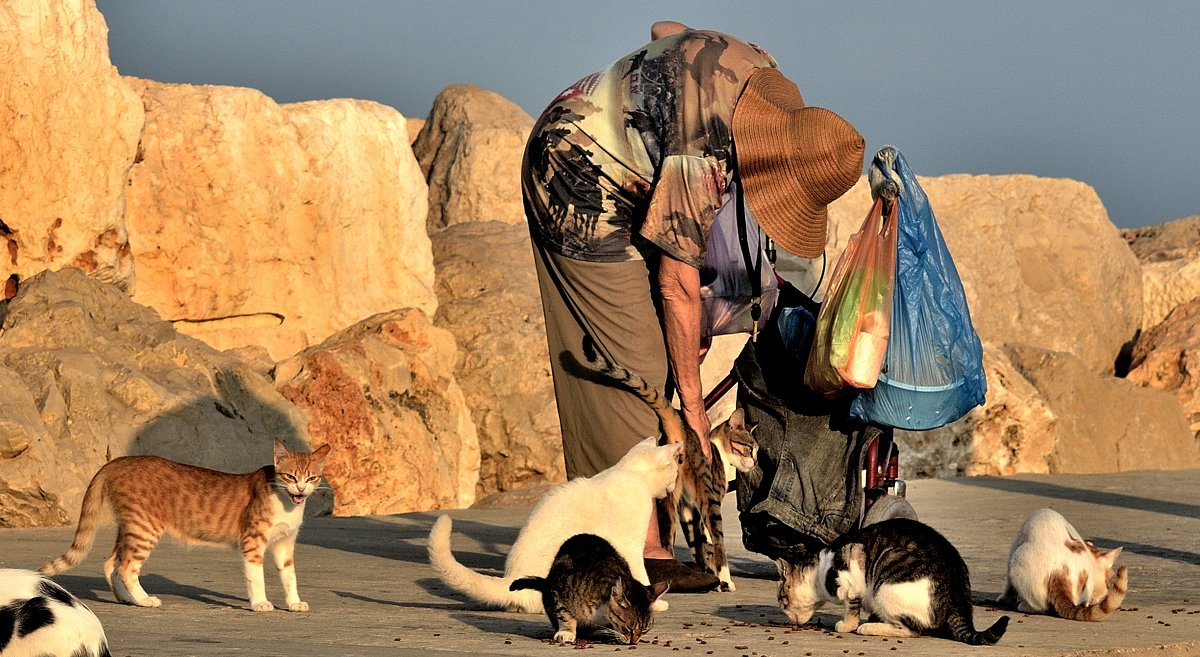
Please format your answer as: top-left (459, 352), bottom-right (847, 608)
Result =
top-left (581, 336), bottom-right (757, 591)
top-left (510, 533), bottom-right (668, 645)
top-left (813, 518), bottom-right (1009, 645)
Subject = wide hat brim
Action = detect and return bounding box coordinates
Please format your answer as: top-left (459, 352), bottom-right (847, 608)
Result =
top-left (733, 68), bottom-right (865, 258)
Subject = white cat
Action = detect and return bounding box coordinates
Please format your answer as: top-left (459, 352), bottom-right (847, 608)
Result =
top-left (428, 436), bottom-right (682, 614)
top-left (0, 569), bottom-right (110, 657)
top-left (998, 508), bottom-right (1128, 621)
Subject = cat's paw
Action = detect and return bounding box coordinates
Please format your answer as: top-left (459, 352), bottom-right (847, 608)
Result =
top-left (252, 600), bottom-right (275, 612)
top-left (553, 630), bottom-right (576, 644)
top-left (834, 619), bottom-right (859, 633)
top-left (288, 601), bottom-right (310, 612)
top-left (651, 598), bottom-right (669, 612)
top-left (134, 596), bottom-right (162, 608)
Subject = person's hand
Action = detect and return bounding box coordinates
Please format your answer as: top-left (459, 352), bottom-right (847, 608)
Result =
top-left (681, 402), bottom-right (712, 462)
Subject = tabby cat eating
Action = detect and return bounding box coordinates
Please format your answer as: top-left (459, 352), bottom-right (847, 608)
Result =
top-left (40, 439), bottom-right (331, 613)
top-left (510, 533), bottom-right (668, 645)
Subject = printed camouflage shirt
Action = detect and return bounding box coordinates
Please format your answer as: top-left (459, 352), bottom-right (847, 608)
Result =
top-left (522, 30), bottom-right (776, 267)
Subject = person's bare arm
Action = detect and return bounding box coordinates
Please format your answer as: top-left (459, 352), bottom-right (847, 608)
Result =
top-left (651, 20), bottom-right (690, 40)
top-left (657, 253), bottom-right (711, 460)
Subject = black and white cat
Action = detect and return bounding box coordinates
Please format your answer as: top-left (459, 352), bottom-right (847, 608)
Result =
top-left (780, 518), bottom-right (1009, 646)
top-left (0, 569), bottom-right (110, 657)
top-left (510, 533), bottom-right (668, 645)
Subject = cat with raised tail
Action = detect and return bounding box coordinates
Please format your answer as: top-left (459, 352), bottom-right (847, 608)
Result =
top-left (428, 436), bottom-right (681, 614)
top-left (40, 439), bottom-right (331, 612)
top-left (580, 335), bottom-right (756, 592)
top-left (998, 507), bottom-right (1128, 621)
top-left (510, 533), bottom-right (668, 645)
top-left (783, 518), bottom-right (1009, 646)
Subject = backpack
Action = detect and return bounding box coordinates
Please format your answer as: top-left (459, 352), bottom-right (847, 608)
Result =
top-left (699, 180), bottom-right (779, 339)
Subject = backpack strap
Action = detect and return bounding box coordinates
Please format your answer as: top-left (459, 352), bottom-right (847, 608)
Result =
top-left (733, 170), bottom-right (763, 341)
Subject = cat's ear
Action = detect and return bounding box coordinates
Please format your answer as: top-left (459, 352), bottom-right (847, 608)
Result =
top-left (775, 558), bottom-right (792, 577)
top-left (273, 438), bottom-right (290, 464)
top-left (310, 443), bottom-right (332, 463)
top-left (728, 407), bottom-right (745, 429)
top-left (649, 580), bottom-right (669, 602)
top-left (1099, 546), bottom-right (1123, 566)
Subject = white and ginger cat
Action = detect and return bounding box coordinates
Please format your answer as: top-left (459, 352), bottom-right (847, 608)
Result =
top-left (428, 436), bottom-right (682, 614)
top-left (0, 569), bottom-right (110, 657)
top-left (40, 439), bottom-right (331, 613)
top-left (998, 508), bottom-right (1128, 621)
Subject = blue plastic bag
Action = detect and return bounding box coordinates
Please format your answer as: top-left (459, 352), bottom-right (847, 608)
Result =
top-left (850, 148), bottom-right (986, 430)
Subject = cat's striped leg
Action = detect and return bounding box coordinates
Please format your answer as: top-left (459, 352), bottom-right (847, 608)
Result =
top-left (270, 532), bottom-right (308, 612)
top-left (553, 611), bottom-right (579, 644)
top-left (835, 597), bottom-right (863, 633)
top-left (242, 529), bottom-right (273, 611)
top-left (115, 527), bottom-right (163, 607)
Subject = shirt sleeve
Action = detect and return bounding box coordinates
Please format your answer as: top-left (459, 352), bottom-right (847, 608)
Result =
top-left (638, 154), bottom-right (726, 267)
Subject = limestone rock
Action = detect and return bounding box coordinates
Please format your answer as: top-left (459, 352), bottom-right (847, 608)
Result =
top-left (406, 118), bottom-right (425, 144)
top-left (1123, 217), bottom-right (1200, 331)
top-left (0, 268), bottom-right (316, 527)
top-left (1122, 215), bottom-right (1200, 262)
top-left (430, 221), bottom-right (563, 496)
top-left (275, 308), bottom-right (480, 516)
top-left (0, 0), bottom-right (143, 288)
top-left (897, 341), bottom-right (1199, 477)
top-left (1127, 298), bottom-right (1200, 435)
top-left (1138, 257), bottom-right (1200, 331)
top-left (412, 85), bottom-right (533, 231)
top-left (779, 175), bottom-right (1142, 374)
top-left (896, 344), bottom-right (1056, 477)
top-left (124, 79), bottom-right (435, 361)
top-left (1006, 344), bottom-right (1197, 472)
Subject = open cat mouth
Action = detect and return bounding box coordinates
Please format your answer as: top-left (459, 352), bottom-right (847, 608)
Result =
top-left (290, 494), bottom-right (306, 504)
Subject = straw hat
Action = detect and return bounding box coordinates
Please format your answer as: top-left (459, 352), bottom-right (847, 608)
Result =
top-left (732, 68), bottom-right (865, 258)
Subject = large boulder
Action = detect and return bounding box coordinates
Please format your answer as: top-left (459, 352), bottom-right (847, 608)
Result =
top-left (0, 0), bottom-right (143, 288)
top-left (896, 344), bottom-right (1056, 477)
top-left (0, 268), bottom-right (314, 527)
top-left (412, 85), bottom-right (533, 231)
top-left (1123, 216), bottom-right (1200, 331)
top-left (897, 342), bottom-right (1199, 476)
top-left (430, 221), bottom-right (563, 496)
top-left (781, 174), bottom-right (1142, 374)
top-left (274, 308), bottom-right (479, 516)
top-left (124, 79), bottom-right (435, 361)
top-left (1127, 298), bottom-right (1200, 436)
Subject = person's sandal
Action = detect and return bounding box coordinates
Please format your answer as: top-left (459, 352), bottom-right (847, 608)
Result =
top-left (644, 558), bottom-right (720, 593)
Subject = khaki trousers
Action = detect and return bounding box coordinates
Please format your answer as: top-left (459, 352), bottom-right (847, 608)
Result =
top-left (530, 236), bottom-right (668, 479)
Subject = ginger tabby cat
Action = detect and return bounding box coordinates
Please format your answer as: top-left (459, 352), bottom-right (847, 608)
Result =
top-left (40, 439), bottom-right (331, 612)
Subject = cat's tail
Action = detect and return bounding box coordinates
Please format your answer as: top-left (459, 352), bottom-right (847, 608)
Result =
top-left (427, 515), bottom-right (541, 613)
top-left (509, 576), bottom-right (548, 593)
top-left (40, 465), bottom-right (109, 575)
top-left (580, 335), bottom-right (686, 446)
top-left (1048, 565), bottom-right (1128, 621)
top-left (946, 606), bottom-right (1010, 646)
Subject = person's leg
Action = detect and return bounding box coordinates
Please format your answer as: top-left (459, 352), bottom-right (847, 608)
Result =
top-left (530, 240), bottom-right (666, 479)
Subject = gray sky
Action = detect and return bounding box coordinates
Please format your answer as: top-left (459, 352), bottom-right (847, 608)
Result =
top-left (95, 1), bottom-right (1198, 229)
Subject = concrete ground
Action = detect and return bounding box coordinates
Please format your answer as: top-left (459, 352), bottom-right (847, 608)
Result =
top-left (1, 470), bottom-right (1197, 657)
